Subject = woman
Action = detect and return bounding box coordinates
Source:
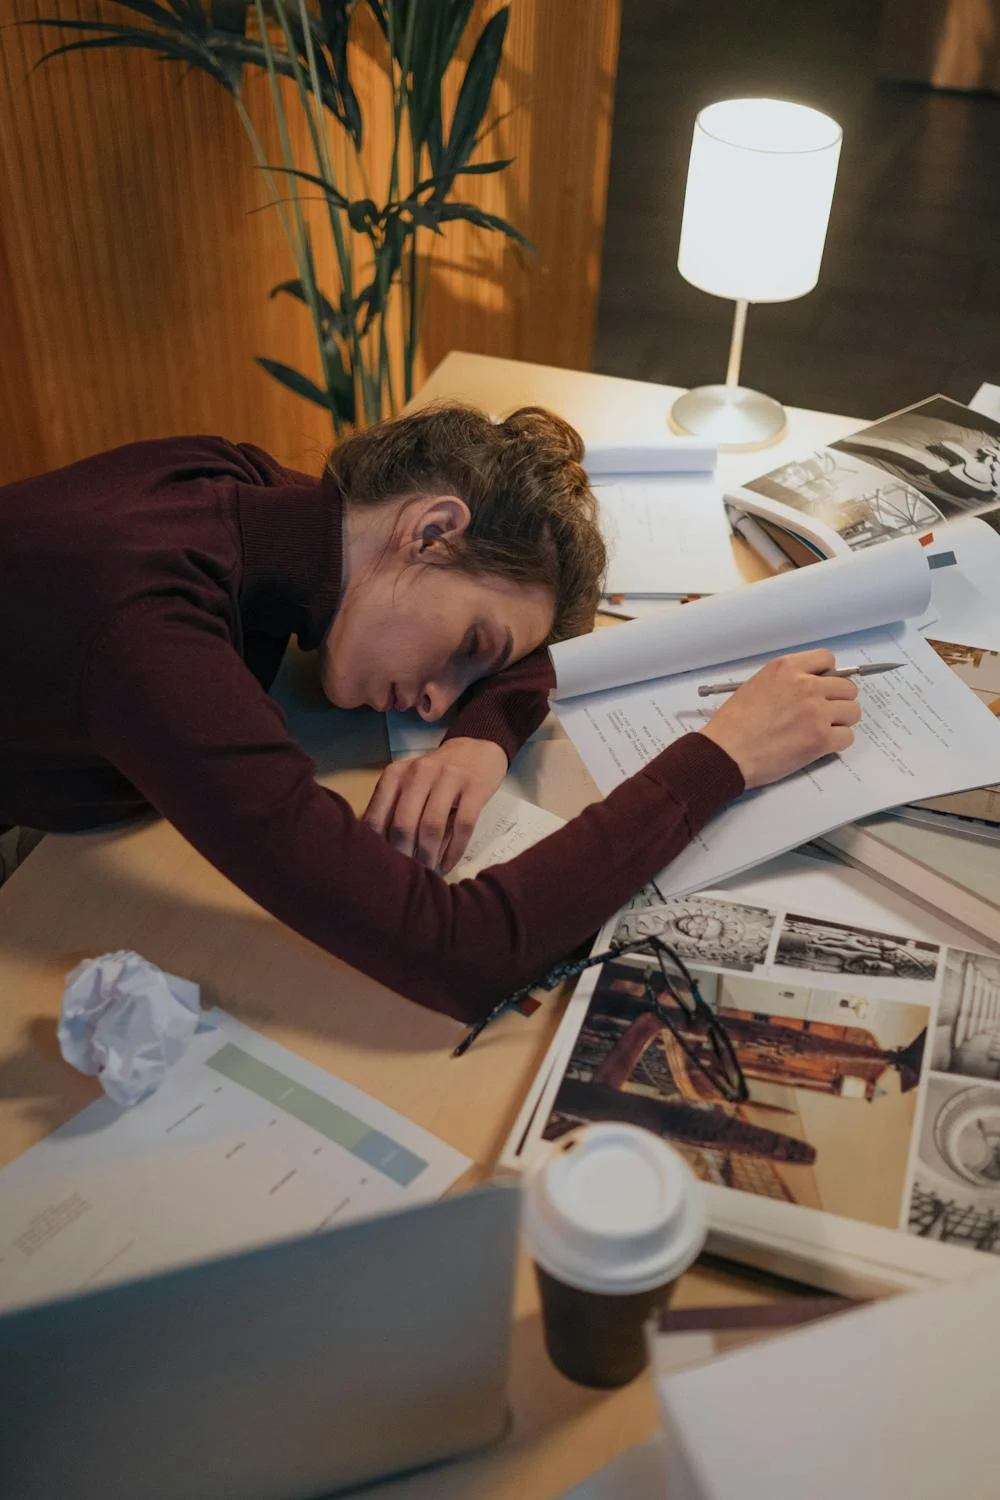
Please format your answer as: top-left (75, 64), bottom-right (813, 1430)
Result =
top-left (0, 403), bottom-right (859, 1023)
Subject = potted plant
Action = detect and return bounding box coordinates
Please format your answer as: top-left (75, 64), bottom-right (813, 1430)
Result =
top-left (32, 0), bottom-right (528, 433)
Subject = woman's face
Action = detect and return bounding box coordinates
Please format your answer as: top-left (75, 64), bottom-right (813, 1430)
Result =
top-left (319, 495), bottom-right (555, 719)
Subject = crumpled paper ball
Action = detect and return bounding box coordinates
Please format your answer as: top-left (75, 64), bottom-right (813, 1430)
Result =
top-left (57, 950), bottom-right (208, 1108)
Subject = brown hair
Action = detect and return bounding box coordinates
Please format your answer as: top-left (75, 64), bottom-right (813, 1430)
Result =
top-left (324, 402), bottom-right (606, 643)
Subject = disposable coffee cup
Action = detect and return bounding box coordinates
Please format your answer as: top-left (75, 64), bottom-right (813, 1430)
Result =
top-left (522, 1123), bottom-right (706, 1388)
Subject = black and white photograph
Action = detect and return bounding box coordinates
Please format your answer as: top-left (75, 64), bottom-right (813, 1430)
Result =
top-left (832, 396), bottom-right (1000, 515)
top-left (743, 447), bottom-right (943, 548)
top-left (929, 950), bottom-right (1000, 1082)
top-left (774, 914), bottom-right (939, 982)
top-left (907, 1076), bottom-right (1000, 1256)
top-left (613, 895), bottom-right (777, 973)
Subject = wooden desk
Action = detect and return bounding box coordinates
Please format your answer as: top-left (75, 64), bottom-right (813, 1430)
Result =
top-left (0, 356), bottom-right (861, 1500)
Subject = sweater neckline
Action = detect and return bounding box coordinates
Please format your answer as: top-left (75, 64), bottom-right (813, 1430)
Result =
top-left (235, 474), bottom-right (345, 650)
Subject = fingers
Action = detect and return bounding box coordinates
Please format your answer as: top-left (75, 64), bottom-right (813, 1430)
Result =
top-left (411, 773), bottom-right (463, 870)
top-left (439, 786), bottom-right (490, 875)
top-left (827, 726), bottom-right (856, 753)
top-left (382, 768), bottom-right (454, 864)
top-left (829, 697), bottom-right (862, 728)
top-left (788, 647), bottom-right (837, 676)
top-left (363, 765), bottom-right (404, 838)
top-left (818, 675), bottom-right (859, 701)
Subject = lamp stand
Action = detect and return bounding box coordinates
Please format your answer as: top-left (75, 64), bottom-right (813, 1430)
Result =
top-left (670, 299), bottom-right (787, 451)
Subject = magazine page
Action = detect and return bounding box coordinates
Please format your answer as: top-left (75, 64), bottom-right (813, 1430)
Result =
top-left (911, 637), bottom-right (1000, 831)
top-left (729, 395), bottom-right (1000, 557)
top-left (513, 888), bottom-right (1000, 1285)
top-left (550, 533), bottom-right (931, 701)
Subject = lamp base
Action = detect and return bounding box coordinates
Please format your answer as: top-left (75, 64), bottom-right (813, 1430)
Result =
top-left (669, 384), bottom-right (787, 451)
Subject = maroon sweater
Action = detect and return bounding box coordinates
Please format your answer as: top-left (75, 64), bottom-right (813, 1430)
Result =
top-left (0, 438), bottom-right (744, 1023)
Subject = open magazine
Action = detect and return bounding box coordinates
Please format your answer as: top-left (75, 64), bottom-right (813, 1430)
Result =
top-left (726, 393), bottom-right (1000, 562)
top-left (500, 888), bottom-right (1000, 1294)
top-left (548, 535), bottom-right (1000, 900)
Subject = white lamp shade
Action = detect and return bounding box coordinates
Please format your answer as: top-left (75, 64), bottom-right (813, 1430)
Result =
top-left (677, 98), bottom-right (842, 304)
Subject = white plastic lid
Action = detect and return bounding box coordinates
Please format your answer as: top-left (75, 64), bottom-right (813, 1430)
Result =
top-left (521, 1124), bottom-right (707, 1296)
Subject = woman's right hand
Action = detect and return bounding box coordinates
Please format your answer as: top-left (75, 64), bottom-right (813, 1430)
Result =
top-left (699, 648), bottom-right (862, 790)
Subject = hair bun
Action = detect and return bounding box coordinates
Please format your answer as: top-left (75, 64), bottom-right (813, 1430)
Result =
top-left (501, 405), bottom-right (585, 465)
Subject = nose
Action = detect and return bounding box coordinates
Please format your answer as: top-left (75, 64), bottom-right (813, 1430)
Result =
top-left (416, 678), bottom-right (457, 722)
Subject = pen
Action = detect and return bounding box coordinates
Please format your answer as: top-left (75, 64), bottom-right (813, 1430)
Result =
top-left (725, 505), bottom-right (795, 575)
top-left (697, 662), bottom-right (905, 698)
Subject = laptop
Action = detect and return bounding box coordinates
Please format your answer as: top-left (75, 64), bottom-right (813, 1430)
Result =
top-left (0, 1183), bottom-right (520, 1500)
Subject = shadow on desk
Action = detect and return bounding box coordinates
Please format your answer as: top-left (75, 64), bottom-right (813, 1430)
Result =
top-left (0, 819), bottom-right (459, 1061)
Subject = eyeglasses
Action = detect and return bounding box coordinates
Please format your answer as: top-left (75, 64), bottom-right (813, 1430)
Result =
top-left (453, 935), bottom-right (749, 1105)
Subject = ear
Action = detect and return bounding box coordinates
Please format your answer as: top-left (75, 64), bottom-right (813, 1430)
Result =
top-left (400, 495), bottom-right (471, 565)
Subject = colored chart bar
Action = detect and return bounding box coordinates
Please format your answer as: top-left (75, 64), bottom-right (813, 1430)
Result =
top-left (206, 1044), bottom-right (428, 1187)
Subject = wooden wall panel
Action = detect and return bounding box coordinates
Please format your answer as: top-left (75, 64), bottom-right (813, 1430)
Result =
top-left (0, 1), bottom-right (620, 485)
top-left (879, 0), bottom-right (1000, 92)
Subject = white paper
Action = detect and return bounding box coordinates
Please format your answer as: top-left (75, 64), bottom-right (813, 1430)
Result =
top-left (58, 951), bottom-right (208, 1108)
top-left (0, 1011), bottom-right (470, 1313)
top-left (556, 621), bottom-right (1000, 898)
top-left (596, 473), bottom-right (741, 597)
top-left (584, 436), bottom-right (717, 476)
top-left (384, 708), bottom-right (447, 760)
top-left (447, 790), bottom-right (564, 880)
top-left (551, 535), bottom-right (931, 701)
top-left (969, 381), bottom-right (1000, 421)
top-left (923, 514), bottom-right (1000, 651)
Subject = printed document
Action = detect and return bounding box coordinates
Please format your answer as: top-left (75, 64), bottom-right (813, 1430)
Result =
top-left (550, 537), bottom-right (1000, 895)
top-left (594, 472), bottom-right (741, 597)
top-left (0, 1012), bottom-right (469, 1312)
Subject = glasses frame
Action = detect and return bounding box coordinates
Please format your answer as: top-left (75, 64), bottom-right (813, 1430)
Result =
top-left (455, 933), bottom-right (750, 1105)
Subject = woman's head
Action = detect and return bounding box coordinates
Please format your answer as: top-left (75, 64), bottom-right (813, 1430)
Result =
top-left (319, 402), bottom-right (606, 719)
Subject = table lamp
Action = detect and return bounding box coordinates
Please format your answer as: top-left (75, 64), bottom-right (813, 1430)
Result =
top-left (670, 98), bottom-right (842, 449)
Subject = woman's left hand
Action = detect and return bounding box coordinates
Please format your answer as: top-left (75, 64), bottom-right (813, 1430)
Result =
top-left (363, 737), bottom-right (508, 874)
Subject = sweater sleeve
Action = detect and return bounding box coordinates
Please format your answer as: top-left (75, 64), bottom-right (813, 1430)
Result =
top-left (86, 602), bottom-right (744, 1025)
top-left (443, 646), bottom-right (554, 763)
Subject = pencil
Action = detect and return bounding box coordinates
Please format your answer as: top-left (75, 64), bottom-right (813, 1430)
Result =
top-left (697, 662), bottom-right (904, 698)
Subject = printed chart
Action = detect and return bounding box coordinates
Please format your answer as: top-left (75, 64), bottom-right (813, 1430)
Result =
top-left (0, 1012), bottom-right (469, 1312)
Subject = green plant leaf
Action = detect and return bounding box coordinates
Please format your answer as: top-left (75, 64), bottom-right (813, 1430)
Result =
top-left (33, 29), bottom-right (230, 87)
top-left (323, 345), bottom-right (356, 424)
top-left (163, 0), bottom-right (209, 26)
top-left (437, 200), bottom-right (532, 248)
top-left (270, 277), bottom-right (347, 334)
top-left (318, 0), bottom-right (361, 148)
top-left (401, 202), bottom-right (443, 234)
top-left (347, 197), bottom-right (378, 234)
top-left (255, 357), bottom-right (330, 409)
top-left (444, 6), bottom-right (508, 176)
top-left (260, 163), bottom-right (349, 208)
top-left (365, 0), bottom-right (388, 40)
top-left (415, 158), bottom-right (512, 194)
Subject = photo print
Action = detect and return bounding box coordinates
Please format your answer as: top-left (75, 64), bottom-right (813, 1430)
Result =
top-left (907, 1075), bottom-right (1000, 1256)
top-left (916, 640), bottom-right (1000, 827)
top-left (831, 396), bottom-right (1000, 515)
top-left (613, 895), bottom-right (777, 974)
top-left (774, 913), bottom-right (939, 982)
top-left (929, 950), bottom-right (1000, 1082)
top-left (542, 957), bottom-right (929, 1230)
top-left (743, 448), bottom-right (942, 549)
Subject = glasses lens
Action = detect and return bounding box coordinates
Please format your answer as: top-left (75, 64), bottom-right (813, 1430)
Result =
top-left (651, 941), bottom-right (699, 1017)
top-left (643, 942), bottom-right (748, 1103)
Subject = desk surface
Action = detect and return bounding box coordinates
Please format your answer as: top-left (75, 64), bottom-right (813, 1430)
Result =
top-left (0, 356), bottom-right (861, 1500)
